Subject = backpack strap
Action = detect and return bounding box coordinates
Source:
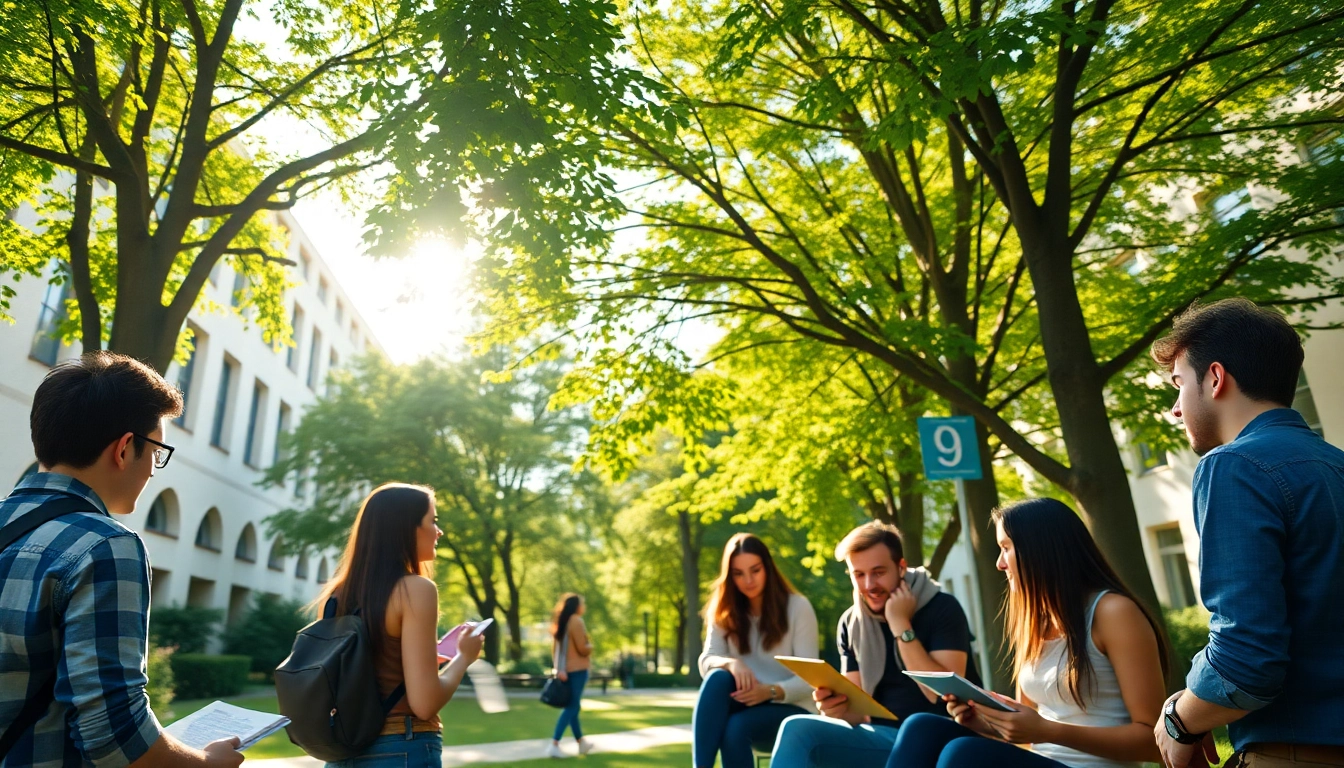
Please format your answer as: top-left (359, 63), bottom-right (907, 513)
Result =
top-left (0, 494), bottom-right (99, 760)
top-left (322, 595), bottom-right (405, 716)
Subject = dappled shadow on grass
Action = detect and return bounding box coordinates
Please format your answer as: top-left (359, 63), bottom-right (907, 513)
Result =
top-left (164, 692), bottom-right (696, 760)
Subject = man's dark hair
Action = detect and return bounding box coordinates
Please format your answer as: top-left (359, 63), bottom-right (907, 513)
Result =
top-left (1150, 298), bottom-right (1303, 407)
top-left (835, 520), bottom-right (905, 563)
top-left (31, 351), bottom-right (184, 469)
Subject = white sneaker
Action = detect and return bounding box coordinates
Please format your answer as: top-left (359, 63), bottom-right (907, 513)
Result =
top-left (578, 738), bottom-right (594, 756)
top-left (546, 743), bottom-right (568, 759)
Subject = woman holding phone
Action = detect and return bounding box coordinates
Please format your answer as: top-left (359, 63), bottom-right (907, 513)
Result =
top-left (694, 533), bottom-right (818, 768)
top-left (317, 483), bottom-right (483, 768)
top-left (884, 498), bottom-right (1175, 768)
top-left (547, 593), bottom-right (594, 758)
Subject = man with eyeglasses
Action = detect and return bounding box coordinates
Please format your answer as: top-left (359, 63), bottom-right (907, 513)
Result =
top-left (0, 352), bottom-right (243, 768)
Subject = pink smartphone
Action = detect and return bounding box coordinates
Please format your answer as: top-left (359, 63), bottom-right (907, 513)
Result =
top-left (437, 618), bottom-right (493, 659)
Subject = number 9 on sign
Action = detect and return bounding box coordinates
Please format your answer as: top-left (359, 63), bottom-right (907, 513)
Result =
top-left (917, 416), bottom-right (982, 480)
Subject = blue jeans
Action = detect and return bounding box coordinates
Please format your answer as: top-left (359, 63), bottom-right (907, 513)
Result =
top-left (769, 713), bottom-right (901, 768)
top-left (553, 669), bottom-right (589, 740)
top-left (884, 713), bottom-right (1070, 768)
top-left (324, 731), bottom-right (442, 768)
top-left (693, 669), bottom-right (807, 768)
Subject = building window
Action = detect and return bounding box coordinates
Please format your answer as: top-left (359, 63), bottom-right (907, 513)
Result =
top-left (306, 329), bottom-right (323, 390)
top-left (350, 322), bottom-right (359, 345)
top-left (299, 247), bottom-right (312, 280)
top-left (174, 331), bottom-right (202, 428)
top-left (274, 401), bottom-right (292, 467)
top-left (1210, 188), bottom-right (1252, 224)
top-left (296, 552), bottom-right (309, 580)
top-left (317, 558), bottom-right (329, 584)
top-left (209, 259), bottom-right (225, 286)
top-left (1138, 442), bottom-right (1168, 473)
top-left (231, 269), bottom-right (246, 308)
top-left (145, 492), bottom-right (178, 537)
top-left (1293, 370), bottom-right (1325, 437)
top-left (294, 469), bottom-right (308, 500)
top-left (317, 275), bottom-right (329, 304)
top-left (1156, 527), bottom-right (1197, 609)
top-left (1305, 129), bottom-right (1343, 224)
top-left (235, 523), bottom-right (257, 562)
top-left (195, 508), bottom-right (223, 552)
top-left (329, 349), bottom-right (340, 373)
top-left (335, 299), bottom-right (345, 327)
top-left (267, 537), bottom-right (287, 571)
top-left (243, 379), bottom-right (268, 468)
top-left (210, 356), bottom-right (238, 451)
top-left (287, 305), bottom-right (305, 373)
top-left (30, 280), bottom-right (70, 366)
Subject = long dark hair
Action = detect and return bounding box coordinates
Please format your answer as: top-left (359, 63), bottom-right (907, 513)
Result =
top-left (993, 498), bottom-right (1170, 707)
top-left (316, 483), bottom-right (435, 658)
top-left (706, 533), bottom-right (795, 653)
top-left (551, 593), bottom-right (583, 641)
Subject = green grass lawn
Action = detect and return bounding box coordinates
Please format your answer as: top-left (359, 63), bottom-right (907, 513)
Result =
top-left (162, 692), bottom-right (695, 760)
top-left (478, 743), bottom-right (691, 767)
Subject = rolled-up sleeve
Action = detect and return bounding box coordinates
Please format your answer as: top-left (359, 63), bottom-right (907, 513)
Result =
top-left (57, 534), bottom-right (162, 768)
top-left (1187, 453), bottom-right (1290, 711)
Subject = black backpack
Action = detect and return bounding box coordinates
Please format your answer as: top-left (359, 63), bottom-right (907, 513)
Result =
top-left (274, 597), bottom-right (405, 761)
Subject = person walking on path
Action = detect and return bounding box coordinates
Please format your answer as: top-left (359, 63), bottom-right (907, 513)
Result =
top-left (315, 484), bottom-right (483, 768)
top-left (693, 533), bottom-right (819, 768)
top-left (882, 498), bottom-right (1169, 768)
top-left (0, 352), bottom-right (243, 768)
top-left (547, 594), bottom-right (594, 759)
top-left (1150, 299), bottom-right (1344, 768)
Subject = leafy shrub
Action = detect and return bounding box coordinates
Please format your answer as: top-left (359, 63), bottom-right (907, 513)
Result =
top-left (146, 646), bottom-right (175, 718)
top-left (498, 658), bottom-right (546, 676)
top-left (150, 604), bottom-right (223, 654)
top-left (1165, 605), bottom-right (1212, 678)
top-left (222, 594), bottom-right (310, 678)
top-left (628, 672), bottom-right (693, 688)
top-left (170, 654), bottom-right (251, 699)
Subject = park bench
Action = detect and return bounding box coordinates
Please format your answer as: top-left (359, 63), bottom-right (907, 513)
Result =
top-left (494, 669), bottom-right (616, 694)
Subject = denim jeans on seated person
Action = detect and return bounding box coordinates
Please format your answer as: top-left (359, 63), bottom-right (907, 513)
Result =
top-left (767, 713), bottom-right (901, 768)
top-left (324, 731), bottom-right (443, 768)
top-left (693, 669), bottom-right (807, 768)
top-left (884, 713), bottom-right (1071, 768)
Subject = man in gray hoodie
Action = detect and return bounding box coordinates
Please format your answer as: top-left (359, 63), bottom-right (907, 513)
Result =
top-left (768, 521), bottom-right (978, 768)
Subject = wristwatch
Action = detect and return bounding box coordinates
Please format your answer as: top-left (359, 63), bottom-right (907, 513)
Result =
top-left (769, 684), bottom-right (781, 702)
top-left (897, 628), bottom-right (917, 643)
top-left (1163, 697), bottom-right (1204, 745)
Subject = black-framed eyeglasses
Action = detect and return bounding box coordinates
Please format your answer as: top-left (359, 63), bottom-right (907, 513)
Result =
top-left (133, 434), bottom-right (175, 470)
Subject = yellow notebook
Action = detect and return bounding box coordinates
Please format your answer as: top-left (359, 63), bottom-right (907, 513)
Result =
top-left (774, 656), bottom-right (899, 721)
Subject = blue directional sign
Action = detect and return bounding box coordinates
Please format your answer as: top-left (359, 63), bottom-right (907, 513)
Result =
top-left (917, 416), bottom-right (983, 480)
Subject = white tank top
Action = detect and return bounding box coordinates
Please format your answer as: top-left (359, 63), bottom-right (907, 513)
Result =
top-left (1017, 591), bottom-right (1142, 768)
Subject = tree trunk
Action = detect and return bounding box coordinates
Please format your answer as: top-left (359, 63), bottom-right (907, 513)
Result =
top-left (1020, 231), bottom-right (1165, 626)
top-left (896, 469), bottom-right (925, 568)
top-left (926, 504), bottom-right (960, 580)
top-left (676, 509), bottom-right (704, 684)
top-left (672, 596), bottom-right (687, 674)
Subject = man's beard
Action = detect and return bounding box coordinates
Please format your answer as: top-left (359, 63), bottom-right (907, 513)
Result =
top-left (1185, 394), bottom-right (1222, 456)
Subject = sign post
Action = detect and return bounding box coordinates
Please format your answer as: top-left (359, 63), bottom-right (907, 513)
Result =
top-left (917, 416), bottom-right (992, 690)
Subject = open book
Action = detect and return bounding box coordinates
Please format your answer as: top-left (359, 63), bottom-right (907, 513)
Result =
top-left (164, 701), bottom-right (290, 751)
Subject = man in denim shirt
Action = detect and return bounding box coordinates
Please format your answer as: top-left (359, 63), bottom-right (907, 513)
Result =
top-left (1150, 299), bottom-right (1344, 768)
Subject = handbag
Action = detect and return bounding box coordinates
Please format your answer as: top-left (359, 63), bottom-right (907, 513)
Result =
top-left (540, 628), bottom-right (572, 708)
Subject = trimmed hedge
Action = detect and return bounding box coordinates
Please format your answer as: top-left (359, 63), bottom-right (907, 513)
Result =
top-left (1164, 605), bottom-right (1211, 678)
top-left (628, 672), bottom-right (693, 689)
top-left (170, 654), bottom-right (251, 700)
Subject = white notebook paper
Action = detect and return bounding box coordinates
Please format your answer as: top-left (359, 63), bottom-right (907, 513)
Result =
top-left (164, 700), bottom-right (290, 751)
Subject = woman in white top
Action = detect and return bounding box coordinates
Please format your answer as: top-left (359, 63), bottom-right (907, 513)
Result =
top-left (695, 533), bottom-right (819, 768)
top-left (882, 498), bottom-right (1171, 768)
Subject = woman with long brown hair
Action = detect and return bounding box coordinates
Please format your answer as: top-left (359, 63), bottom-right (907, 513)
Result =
top-left (316, 484), bottom-right (483, 768)
top-left (694, 533), bottom-right (818, 768)
top-left (882, 498), bottom-right (1170, 768)
top-left (547, 593), bottom-right (594, 758)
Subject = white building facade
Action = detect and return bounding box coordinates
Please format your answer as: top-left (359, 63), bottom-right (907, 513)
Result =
top-left (1, 208), bottom-right (379, 633)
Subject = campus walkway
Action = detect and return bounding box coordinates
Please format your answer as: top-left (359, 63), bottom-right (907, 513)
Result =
top-left (249, 724), bottom-right (692, 767)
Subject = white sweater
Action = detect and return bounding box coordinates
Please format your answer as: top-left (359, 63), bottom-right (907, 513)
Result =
top-left (698, 592), bottom-right (819, 705)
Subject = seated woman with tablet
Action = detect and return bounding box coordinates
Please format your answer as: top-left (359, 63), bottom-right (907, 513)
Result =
top-left (885, 499), bottom-right (1173, 768)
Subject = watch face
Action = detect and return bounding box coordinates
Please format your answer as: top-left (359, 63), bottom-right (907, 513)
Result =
top-left (1164, 713), bottom-right (1182, 740)
top-left (899, 629), bottom-right (916, 643)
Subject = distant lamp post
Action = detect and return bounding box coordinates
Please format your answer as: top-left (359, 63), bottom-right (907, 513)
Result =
top-left (643, 611), bottom-right (651, 672)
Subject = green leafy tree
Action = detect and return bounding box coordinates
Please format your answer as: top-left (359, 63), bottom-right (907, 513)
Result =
top-left (0, 0), bottom-right (649, 371)
top-left (149, 603), bottom-right (223, 654)
top-left (482, 1), bottom-right (1344, 686)
top-left (263, 352), bottom-right (590, 663)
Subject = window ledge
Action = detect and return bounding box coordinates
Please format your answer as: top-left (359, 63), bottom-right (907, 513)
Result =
top-left (145, 528), bottom-right (179, 540)
top-left (236, 556), bottom-right (256, 563)
top-left (267, 565), bottom-right (285, 572)
top-left (195, 543), bottom-right (222, 553)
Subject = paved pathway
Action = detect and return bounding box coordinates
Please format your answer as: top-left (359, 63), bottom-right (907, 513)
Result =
top-left (249, 724), bottom-right (692, 768)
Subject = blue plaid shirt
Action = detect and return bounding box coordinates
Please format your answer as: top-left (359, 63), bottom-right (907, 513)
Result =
top-left (0, 473), bottom-right (160, 768)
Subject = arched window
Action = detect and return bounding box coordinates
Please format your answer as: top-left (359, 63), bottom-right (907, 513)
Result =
top-left (267, 536), bottom-right (287, 572)
top-left (235, 523), bottom-right (258, 562)
top-left (144, 490), bottom-right (179, 537)
top-left (194, 508), bottom-right (222, 551)
top-left (295, 552), bottom-right (309, 580)
top-left (316, 558), bottom-right (329, 584)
